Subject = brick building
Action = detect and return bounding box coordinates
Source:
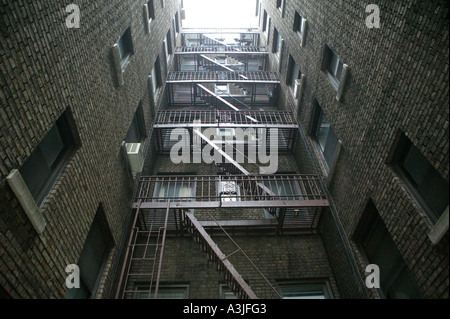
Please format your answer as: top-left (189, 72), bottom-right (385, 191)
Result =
top-left (0, 0), bottom-right (448, 299)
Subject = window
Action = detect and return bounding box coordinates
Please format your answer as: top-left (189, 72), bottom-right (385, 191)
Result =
top-left (388, 132), bottom-right (449, 224)
top-left (286, 55), bottom-right (301, 95)
top-left (117, 27), bottom-right (134, 70)
top-left (147, 0), bottom-right (155, 21)
top-left (322, 45), bottom-right (349, 100)
top-left (151, 56), bottom-right (162, 95)
top-left (272, 28), bottom-right (282, 60)
top-left (353, 200), bottom-right (422, 299)
top-left (276, 0), bottom-right (283, 10)
top-left (219, 284), bottom-right (237, 299)
top-left (215, 84), bottom-right (230, 95)
top-left (293, 11), bottom-right (307, 47)
top-left (19, 110), bottom-right (79, 206)
top-left (277, 280), bottom-right (333, 299)
top-left (133, 284), bottom-right (189, 299)
top-left (323, 45), bottom-right (344, 89)
top-left (66, 205), bottom-right (114, 299)
top-left (276, 0), bottom-right (286, 17)
top-left (310, 103), bottom-right (340, 172)
top-left (164, 30), bottom-right (173, 62)
top-left (174, 12), bottom-right (180, 33)
top-left (263, 176), bottom-right (301, 219)
top-left (262, 10), bottom-right (268, 33)
top-left (125, 103), bottom-right (147, 143)
top-left (153, 176), bottom-right (196, 202)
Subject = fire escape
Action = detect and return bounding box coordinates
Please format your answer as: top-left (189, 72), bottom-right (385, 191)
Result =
top-left (116, 28), bottom-right (329, 299)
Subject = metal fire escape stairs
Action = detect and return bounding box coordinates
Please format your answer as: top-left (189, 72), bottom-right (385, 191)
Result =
top-left (116, 33), bottom-right (324, 299)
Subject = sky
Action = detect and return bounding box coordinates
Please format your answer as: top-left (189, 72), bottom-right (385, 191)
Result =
top-left (182, 0), bottom-right (259, 29)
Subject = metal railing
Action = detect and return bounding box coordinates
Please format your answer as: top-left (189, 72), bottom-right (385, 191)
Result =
top-left (167, 71), bottom-right (280, 83)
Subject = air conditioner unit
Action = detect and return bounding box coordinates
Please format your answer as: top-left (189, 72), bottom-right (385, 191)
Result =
top-left (126, 143), bottom-right (144, 173)
top-left (180, 9), bottom-right (186, 20)
top-left (218, 181), bottom-right (240, 202)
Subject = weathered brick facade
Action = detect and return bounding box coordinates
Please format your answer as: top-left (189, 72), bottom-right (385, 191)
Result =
top-left (1, 0), bottom-right (448, 300)
top-left (0, 0), bottom-right (182, 298)
top-left (260, 0), bottom-right (448, 298)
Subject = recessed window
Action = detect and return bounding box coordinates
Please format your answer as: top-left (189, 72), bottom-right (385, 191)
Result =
top-left (323, 45), bottom-right (344, 89)
top-left (164, 30), bottom-right (173, 62)
top-left (66, 205), bottom-right (114, 299)
top-left (219, 284), bottom-right (237, 299)
top-left (388, 132), bottom-right (449, 224)
top-left (117, 27), bottom-right (134, 70)
top-left (215, 84), bottom-right (230, 95)
top-left (125, 103), bottom-right (147, 144)
top-left (263, 175), bottom-right (301, 219)
top-left (310, 103), bottom-right (340, 172)
top-left (277, 280), bottom-right (333, 299)
top-left (293, 11), bottom-right (307, 46)
top-left (133, 284), bottom-right (189, 299)
top-left (262, 10), bottom-right (268, 32)
top-left (151, 56), bottom-right (162, 95)
top-left (153, 176), bottom-right (196, 202)
top-left (174, 12), bottom-right (180, 33)
top-left (286, 55), bottom-right (301, 95)
top-left (147, 0), bottom-right (155, 21)
top-left (353, 200), bottom-right (422, 299)
top-left (19, 110), bottom-right (80, 206)
top-left (272, 28), bottom-right (282, 60)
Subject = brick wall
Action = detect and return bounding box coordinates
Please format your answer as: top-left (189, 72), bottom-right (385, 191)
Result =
top-left (0, 0), bottom-right (182, 298)
top-left (260, 0), bottom-right (449, 298)
top-left (126, 235), bottom-right (340, 299)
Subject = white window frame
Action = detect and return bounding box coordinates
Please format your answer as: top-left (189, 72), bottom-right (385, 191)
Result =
top-left (133, 284), bottom-right (189, 299)
top-left (277, 280), bottom-right (334, 299)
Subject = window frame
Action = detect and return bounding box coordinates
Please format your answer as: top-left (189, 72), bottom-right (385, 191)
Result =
top-left (147, 0), bottom-right (155, 22)
top-left (276, 0), bottom-right (286, 17)
top-left (286, 55), bottom-right (301, 96)
top-left (152, 175), bottom-right (197, 203)
top-left (387, 131), bottom-right (449, 224)
top-left (19, 109), bottom-right (80, 206)
top-left (117, 27), bottom-right (134, 70)
top-left (125, 102), bottom-right (147, 144)
top-left (277, 280), bottom-right (334, 299)
top-left (353, 199), bottom-right (422, 299)
top-left (164, 30), bottom-right (173, 63)
top-left (66, 204), bottom-right (114, 299)
top-left (151, 55), bottom-right (163, 96)
top-left (262, 10), bottom-right (268, 33)
top-left (272, 28), bottom-right (282, 60)
top-left (219, 284), bottom-right (237, 299)
top-left (309, 102), bottom-right (341, 175)
top-left (133, 283), bottom-right (189, 299)
top-left (293, 11), bottom-right (307, 47)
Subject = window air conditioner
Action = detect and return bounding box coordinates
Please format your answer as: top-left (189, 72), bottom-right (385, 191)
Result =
top-left (126, 143), bottom-right (144, 173)
top-left (218, 181), bottom-right (240, 202)
top-left (181, 9), bottom-right (186, 20)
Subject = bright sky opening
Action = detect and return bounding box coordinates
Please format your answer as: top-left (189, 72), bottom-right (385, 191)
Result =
top-left (182, 0), bottom-right (259, 29)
